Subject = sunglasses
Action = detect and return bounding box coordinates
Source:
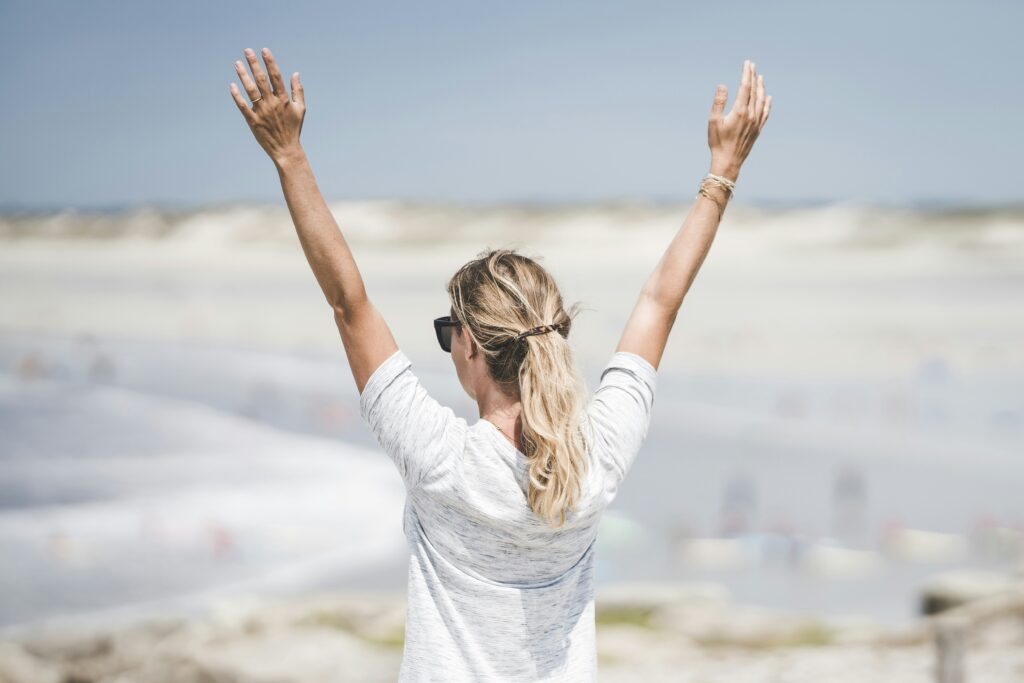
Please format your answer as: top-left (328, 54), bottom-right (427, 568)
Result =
top-left (433, 315), bottom-right (461, 353)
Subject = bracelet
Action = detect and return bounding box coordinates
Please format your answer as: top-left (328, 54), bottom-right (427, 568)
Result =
top-left (699, 178), bottom-right (733, 200)
top-left (696, 185), bottom-right (726, 220)
top-left (703, 172), bottom-right (736, 194)
top-left (695, 171), bottom-right (734, 221)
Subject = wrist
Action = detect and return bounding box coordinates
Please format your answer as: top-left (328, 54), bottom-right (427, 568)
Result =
top-left (273, 147), bottom-right (308, 172)
top-left (709, 159), bottom-right (741, 182)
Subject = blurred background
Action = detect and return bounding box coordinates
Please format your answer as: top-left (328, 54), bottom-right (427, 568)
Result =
top-left (1, 1), bottom-right (1022, 680)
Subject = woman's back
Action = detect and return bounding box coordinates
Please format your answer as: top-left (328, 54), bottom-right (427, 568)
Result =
top-left (360, 347), bottom-right (657, 681)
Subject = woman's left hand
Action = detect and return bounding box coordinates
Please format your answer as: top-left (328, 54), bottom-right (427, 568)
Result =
top-left (229, 47), bottom-right (306, 166)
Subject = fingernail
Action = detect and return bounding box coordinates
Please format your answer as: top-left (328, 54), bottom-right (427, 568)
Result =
top-left (245, 48), bottom-right (254, 55)
top-left (262, 47), bottom-right (269, 54)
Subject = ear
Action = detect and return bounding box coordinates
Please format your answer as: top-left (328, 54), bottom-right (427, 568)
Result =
top-left (464, 333), bottom-right (479, 361)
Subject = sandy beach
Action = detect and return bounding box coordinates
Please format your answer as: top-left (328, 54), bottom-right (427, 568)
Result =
top-left (1, 201), bottom-right (1023, 678)
top-left (1, 574), bottom-right (1023, 682)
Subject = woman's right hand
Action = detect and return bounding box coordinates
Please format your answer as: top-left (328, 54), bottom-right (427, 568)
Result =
top-left (707, 59), bottom-right (771, 181)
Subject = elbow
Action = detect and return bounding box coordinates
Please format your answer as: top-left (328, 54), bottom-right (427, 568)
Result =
top-left (639, 288), bottom-right (680, 322)
top-left (329, 288), bottom-right (371, 323)
top-left (332, 295), bottom-right (372, 328)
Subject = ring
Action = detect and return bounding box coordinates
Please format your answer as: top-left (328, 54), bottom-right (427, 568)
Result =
top-left (251, 96), bottom-right (263, 104)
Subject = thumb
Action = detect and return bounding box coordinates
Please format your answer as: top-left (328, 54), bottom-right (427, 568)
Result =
top-left (709, 84), bottom-right (727, 119)
top-left (291, 72), bottom-right (305, 106)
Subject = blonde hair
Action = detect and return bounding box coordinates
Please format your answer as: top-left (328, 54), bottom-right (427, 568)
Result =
top-left (447, 248), bottom-right (590, 528)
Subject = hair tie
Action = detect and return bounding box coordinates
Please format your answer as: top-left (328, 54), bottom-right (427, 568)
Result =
top-left (514, 323), bottom-right (561, 341)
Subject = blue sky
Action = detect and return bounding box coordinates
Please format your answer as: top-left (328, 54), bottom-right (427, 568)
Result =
top-left (0, 0), bottom-right (1020, 209)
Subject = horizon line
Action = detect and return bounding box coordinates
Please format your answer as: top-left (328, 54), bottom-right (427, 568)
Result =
top-left (2, 196), bottom-right (1023, 216)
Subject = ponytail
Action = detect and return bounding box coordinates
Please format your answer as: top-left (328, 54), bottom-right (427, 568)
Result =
top-left (518, 327), bottom-right (590, 527)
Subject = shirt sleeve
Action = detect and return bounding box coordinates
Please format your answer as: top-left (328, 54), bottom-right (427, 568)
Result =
top-left (358, 349), bottom-right (467, 491)
top-left (585, 350), bottom-right (658, 490)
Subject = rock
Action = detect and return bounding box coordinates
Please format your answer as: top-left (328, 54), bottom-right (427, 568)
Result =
top-left (920, 569), bottom-right (1023, 615)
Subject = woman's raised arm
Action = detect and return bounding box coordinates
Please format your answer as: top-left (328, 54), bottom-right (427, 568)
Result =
top-left (615, 59), bottom-right (772, 371)
top-left (229, 47), bottom-right (397, 394)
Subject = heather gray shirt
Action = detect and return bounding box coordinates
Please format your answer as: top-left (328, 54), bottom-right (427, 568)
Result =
top-left (359, 348), bottom-right (657, 682)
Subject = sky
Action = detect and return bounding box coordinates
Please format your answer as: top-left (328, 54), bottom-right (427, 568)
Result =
top-left (0, 0), bottom-right (1021, 209)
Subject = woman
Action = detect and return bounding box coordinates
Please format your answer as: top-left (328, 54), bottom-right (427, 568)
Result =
top-left (229, 48), bottom-right (770, 681)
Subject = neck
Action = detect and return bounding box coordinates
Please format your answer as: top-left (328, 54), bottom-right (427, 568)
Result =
top-left (480, 401), bottom-right (522, 427)
top-left (478, 392), bottom-right (523, 446)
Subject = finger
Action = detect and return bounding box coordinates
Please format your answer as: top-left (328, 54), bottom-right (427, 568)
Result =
top-left (747, 62), bottom-right (758, 118)
top-left (260, 47), bottom-right (287, 96)
top-left (229, 83), bottom-right (255, 124)
top-left (760, 94), bottom-right (772, 128)
top-left (753, 73), bottom-right (765, 121)
top-left (244, 48), bottom-right (272, 98)
top-left (731, 60), bottom-right (751, 115)
top-left (709, 84), bottom-right (728, 119)
top-left (234, 60), bottom-right (260, 101)
top-left (291, 71), bottom-right (305, 106)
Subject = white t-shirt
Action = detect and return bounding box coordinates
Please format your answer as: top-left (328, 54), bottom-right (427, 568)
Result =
top-left (359, 348), bottom-right (657, 682)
